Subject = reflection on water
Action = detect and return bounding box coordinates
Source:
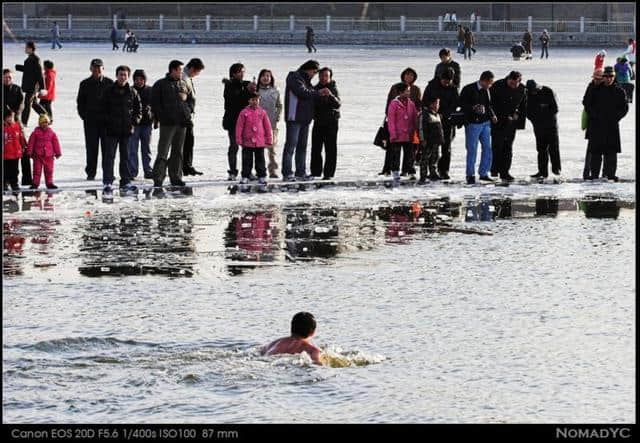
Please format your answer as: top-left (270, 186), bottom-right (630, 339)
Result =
top-left (78, 208), bottom-right (196, 277)
top-left (579, 194), bottom-right (621, 219)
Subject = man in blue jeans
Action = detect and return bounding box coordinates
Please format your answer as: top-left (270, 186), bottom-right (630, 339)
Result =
top-left (459, 71), bottom-right (497, 184)
top-left (282, 60), bottom-right (332, 181)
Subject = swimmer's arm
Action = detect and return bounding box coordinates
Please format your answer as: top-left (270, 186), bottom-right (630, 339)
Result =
top-left (309, 347), bottom-right (324, 365)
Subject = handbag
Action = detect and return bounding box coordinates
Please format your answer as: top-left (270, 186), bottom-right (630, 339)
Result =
top-left (373, 119), bottom-right (390, 150)
top-left (448, 110), bottom-right (466, 128)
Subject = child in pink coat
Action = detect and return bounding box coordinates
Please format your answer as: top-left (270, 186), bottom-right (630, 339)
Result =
top-left (387, 82), bottom-right (418, 181)
top-left (26, 114), bottom-right (61, 189)
top-left (235, 91), bottom-right (273, 185)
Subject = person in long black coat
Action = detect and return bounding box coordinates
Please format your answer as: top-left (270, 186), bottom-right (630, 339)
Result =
top-left (489, 71), bottom-right (527, 181)
top-left (310, 67), bottom-right (341, 179)
top-left (583, 66), bottom-right (629, 181)
top-left (15, 41), bottom-right (45, 127)
top-left (525, 80), bottom-right (561, 179)
top-left (423, 68), bottom-right (460, 179)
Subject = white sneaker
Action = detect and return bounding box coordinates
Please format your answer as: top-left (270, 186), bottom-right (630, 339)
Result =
top-left (239, 177), bottom-right (249, 184)
top-left (258, 177), bottom-right (267, 185)
top-left (552, 172), bottom-right (562, 183)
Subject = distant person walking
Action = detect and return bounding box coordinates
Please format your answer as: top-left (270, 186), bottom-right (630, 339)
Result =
top-left (110, 26), bottom-right (119, 50)
top-left (594, 50), bottom-right (606, 71)
top-left (310, 67), bottom-right (341, 179)
top-left (305, 27), bottom-right (317, 53)
top-left (15, 41), bottom-right (45, 127)
top-left (123, 29), bottom-right (131, 52)
top-left (525, 79), bottom-right (561, 180)
top-left (614, 56), bottom-right (634, 103)
top-left (77, 58), bottom-right (114, 180)
top-left (459, 71), bottom-right (497, 184)
top-left (51, 21), bottom-right (62, 50)
top-left (582, 66), bottom-right (629, 181)
top-left (539, 30), bottom-right (550, 59)
top-left (522, 30), bottom-right (533, 57)
top-left (38, 60), bottom-right (56, 122)
top-left (623, 38), bottom-right (636, 78)
top-left (181, 58), bottom-right (205, 176)
top-left (463, 27), bottom-right (476, 60)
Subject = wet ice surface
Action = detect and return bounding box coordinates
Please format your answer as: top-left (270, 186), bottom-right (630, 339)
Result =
top-left (2, 44), bottom-right (636, 423)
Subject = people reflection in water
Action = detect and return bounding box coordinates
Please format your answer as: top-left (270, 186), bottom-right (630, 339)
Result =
top-left (225, 210), bottom-right (279, 274)
top-left (579, 197), bottom-right (620, 219)
top-left (284, 206), bottom-right (340, 259)
top-left (535, 197), bottom-right (559, 217)
top-left (3, 219), bottom-right (26, 276)
top-left (79, 208), bottom-right (195, 276)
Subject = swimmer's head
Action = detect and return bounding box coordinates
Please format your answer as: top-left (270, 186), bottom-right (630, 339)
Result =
top-left (291, 312), bottom-right (316, 338)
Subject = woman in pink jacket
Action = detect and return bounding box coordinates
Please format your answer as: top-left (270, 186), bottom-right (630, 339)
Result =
top-left (235, 91), bottom-right (273, 186)
top-left (387, 82), bottom-right (418, 182)
top-left (27, 114), bottom-right (61, 189)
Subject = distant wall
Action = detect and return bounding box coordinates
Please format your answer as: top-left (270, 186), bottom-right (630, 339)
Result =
top-left (3, 29), bottom-right (631, 47)
top-left (3, 2), bottom-right (636, 21)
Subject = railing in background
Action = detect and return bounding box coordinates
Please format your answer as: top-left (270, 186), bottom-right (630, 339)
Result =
top-left (3, 15), bottom-right (635, 34)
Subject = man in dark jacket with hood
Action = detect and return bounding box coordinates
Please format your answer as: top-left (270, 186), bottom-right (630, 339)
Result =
top-left (310, 67), bottom-right (341, 179)
top-left (525, 79), bottom-right (561, 180)
top-left (222, 63), bottom-right (256, 180)
top-left (100, 65), bottom-right (142, 192)
top-left (15, 41), bottom-right (45, 127)
top-left (489, 71), bottom-right (527, 182)
top-left (423, 68), bottom-right (460, 180)
top-left (128, 69), bottom-right (154, 179)
top-left (583, 66), bottom-right (629, 181)
top-left (433, 48), bottom-right (461, 91)
top-left (77, 58), bottom-right (114, 180)
top-left (151, 60), bottom-right (194, 188)
top-left (282, 60), bottom-right (331, 180)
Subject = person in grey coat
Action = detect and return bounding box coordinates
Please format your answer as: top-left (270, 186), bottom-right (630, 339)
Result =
top-left (257, 69), bottom-right (283, 178)
top-left (51, 21), bottom-right (62, 50)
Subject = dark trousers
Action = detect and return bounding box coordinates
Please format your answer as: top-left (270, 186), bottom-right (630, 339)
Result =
top-left (242, 148), bottom-right (266, 179)
top-left (4, 159), bottom-right (20, 187)
top-left (420, 142), bottom-right (440, 178)
top-left (590, 150), bottom-right (617, 179)
top-left (83, 120), bottom-right (108, 179)
top-left (227, 129), bottom-right (240, 176)
top-left (437, 121), bottom-right (455, 174)
top-left (491, 126), bottom-right (516, 178)
top-left (583, 145), bottom-right (599, 179)
top-left (534, 127), bottom-right (561, 176)
top-left (183, 125), bottom-right (195, 172)
top-left (310, 121), bottom-right (338, 178)
top-left (306, 43), bottom-right (317, 52)
top-left (464, 46), bottom-right (472, 59)
top-left (103, 135), bottom-right (132, 186)
top-left (111, 39), bottom-right (119, 50)
top-left (541, 45), bottom-right (549, 58)
top-left (21, 92), bottom-right (46, 126)
top-left (39, 99), bottom-right (53, 120)
top-left (389, 142), bottom-right (414, 173)
top-left (20, 155), bottom-right (32, 185)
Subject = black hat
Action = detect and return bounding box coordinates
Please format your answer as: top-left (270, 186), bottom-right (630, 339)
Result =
top-left (90, 58), bottom-right (104, 67)
top-left (132, 69), bottom-right (147, 81)
top-left (603, 66), bottom-right (615, 77)
top-left (526, 79), bottom-right (540, 90)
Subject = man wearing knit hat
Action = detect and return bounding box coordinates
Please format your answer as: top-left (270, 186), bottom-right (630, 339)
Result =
top-left (582, 66), bottom-right (628, 181)
top-left (525, 79), bottom-right (561, 182)
top-left (581, 69), bottom-right (604, 179)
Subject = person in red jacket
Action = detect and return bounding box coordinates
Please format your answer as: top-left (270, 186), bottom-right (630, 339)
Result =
top-left (594, 50), bottom-right (606, 71)
top-left (3, 108), bottom-right (27, 191)
top-left (26, 114), bottom-right (62, 189)
top-left (38, 60), bottom-right (56, 122)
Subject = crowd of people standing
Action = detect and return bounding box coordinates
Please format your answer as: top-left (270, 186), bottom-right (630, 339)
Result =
top-left (2, 38), bottom-right (634, 193)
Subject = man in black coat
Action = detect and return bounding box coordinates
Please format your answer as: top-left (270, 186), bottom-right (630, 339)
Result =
top-left (222, 63), bottom-right (256, 180)
top-left (77, 58), bottom-right (114, 180)
top-left (583, 66), bottom-right (629, 181)
top-left (489, 71), bottom-right (527, 181)
top-left (100, 65), bottom-right (142, 192)
top-left (310, 67), bottom-right (341, 179)
top-left (526, 79), bottom-right (561, 180)
top-left (423, 68), bottom-right (460, 180)
top-left (3, 68), bottom-right (31, 185)
top-left (15, 41), bottom-right (45, 127)
top-left (433, 48), bottom-right (461, 92)
top-left (581, 69), bottom-right (604, 180)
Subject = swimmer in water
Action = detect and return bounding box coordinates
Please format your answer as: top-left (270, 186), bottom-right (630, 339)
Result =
top-left (260, 312), bottom-right (323, 365)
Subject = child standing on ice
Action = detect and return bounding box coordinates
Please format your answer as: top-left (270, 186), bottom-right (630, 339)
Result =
top-left (235, 91), bottom-right (272, 188)
top-left (26, 114), bottom-right (61, 189)
top-left (3, 109), bottom-right (27, 191)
